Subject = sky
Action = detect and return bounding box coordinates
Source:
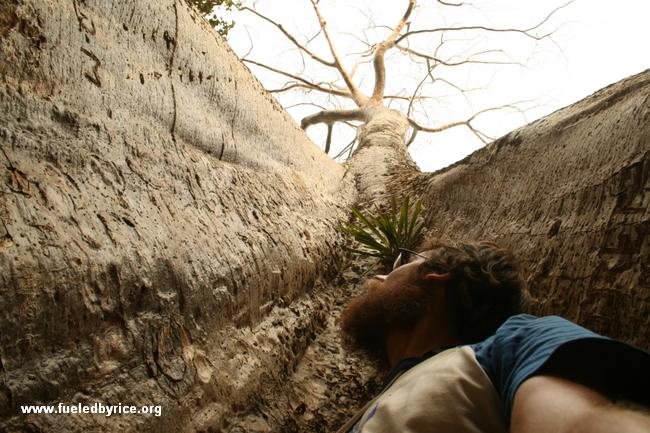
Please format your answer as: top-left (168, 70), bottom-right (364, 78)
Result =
top-left (223, 0), bottom-right (650, 172)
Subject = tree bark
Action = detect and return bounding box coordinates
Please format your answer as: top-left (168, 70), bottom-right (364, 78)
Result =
top-left (1, 0), bottom-right (648, 432)
top-left (415, 70), bottom-right (650, 349)
top-left (0, 0), bottom-right (355, 431)
top-left (345, 106), bottom-right (419, 206)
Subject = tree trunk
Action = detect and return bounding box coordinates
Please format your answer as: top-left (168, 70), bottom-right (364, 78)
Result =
top-left (345, 106), bottom-right (418, 205)
top-left (415, 70), bottom-right (650, 349)
top-left (1, 0), bottom-right (648, 431)
top-left (0, 0), bottom-right (355, 431)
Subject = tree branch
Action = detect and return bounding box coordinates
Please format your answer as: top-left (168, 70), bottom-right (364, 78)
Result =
top-left (407, 104), bottom-right (522, 140)
top-left (384, 94), bottom-right (435, 101)
top-left (437, 0), bottom-right (467, 6)
top-left (333, 132), bottom-right (359, 160)
top-left (397, 45), bottom-right (521, 67)
top-left (396, 0), bottom-right (574, 44)
top-left (301, 108), bottom-right (365, 130)
top-left (406, 127), bottom-right (419, 147)
top-left (371, 0), bottom-right (416, 102)
top-left (269, 81), bottom-right (349, 95)
top-left (325, 124), bottom-right (333, 153)
top-left (243, 59), bottom-right (351, 98)
top-left (310, 0), bottom-right (367, 105)
top-left (239, 6), bottom-right (336, 68)
top-left (408, 59), bottom-right (435, 117)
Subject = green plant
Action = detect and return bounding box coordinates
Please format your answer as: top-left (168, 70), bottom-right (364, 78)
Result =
top-left (188, 0), bottom-right (240, 37)
top-left (341, 197), bottom-right (424, 269)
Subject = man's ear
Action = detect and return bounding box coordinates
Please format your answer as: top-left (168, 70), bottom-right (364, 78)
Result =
top-left (422, 272), bottom-right (451, 283)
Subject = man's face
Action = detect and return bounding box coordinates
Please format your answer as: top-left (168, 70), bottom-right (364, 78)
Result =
top-left (340, 255), bottom-right (431, 362)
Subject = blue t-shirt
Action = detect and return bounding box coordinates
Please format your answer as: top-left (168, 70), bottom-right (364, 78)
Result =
top-left (472, 314), bottom-right (649, 421)
top-left (377, 314), bottom-right (650, 427)
top-left (472, 314), bottom-right (598, 420)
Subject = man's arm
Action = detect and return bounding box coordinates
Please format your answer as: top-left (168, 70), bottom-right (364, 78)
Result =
top-left (511, 375), bottom-right (650, 433)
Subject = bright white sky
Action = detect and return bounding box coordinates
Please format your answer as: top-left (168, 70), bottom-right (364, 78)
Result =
top-left (224, 0), bottom-right (650, 172)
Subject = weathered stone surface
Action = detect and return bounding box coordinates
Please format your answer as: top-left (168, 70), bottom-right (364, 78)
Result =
top-left (0, 0), bottom-right (354, 431)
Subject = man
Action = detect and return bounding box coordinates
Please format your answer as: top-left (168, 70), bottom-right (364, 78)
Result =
top-left (338, 239), bottom-right (650, 433)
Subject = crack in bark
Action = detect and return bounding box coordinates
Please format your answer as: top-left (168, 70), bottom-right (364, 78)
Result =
top-left (0, 218), bottom-right (14, 255)
top-left (96, 213), bottom-right (117, 246)
top-left (124, 155), bottom-right (152, 188)
top-left (185, 173), bottom-right (197, 204)
top-left (168, 0), bottom-right (179, 147)
top-left (230, 96), bottom-right (238, 161)
top-left (219, 131), bottom-right (226, 160)
top-left (72, 0), bottom-right (95, 35)
top-left (80, 47), bottom-right (102, 88)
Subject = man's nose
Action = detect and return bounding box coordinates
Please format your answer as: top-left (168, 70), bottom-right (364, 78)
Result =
top-left (373, 275), bottom-right (387, 281)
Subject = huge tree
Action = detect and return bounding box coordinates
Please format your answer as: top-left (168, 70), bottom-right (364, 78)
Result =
top-left (1, 0), bottom-right (648, 432)
top-left (213, 0), bottom-right (571, 162)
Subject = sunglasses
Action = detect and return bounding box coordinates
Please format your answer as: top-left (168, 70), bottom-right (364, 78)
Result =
top-left (392, 248), bottom-right (430, 271)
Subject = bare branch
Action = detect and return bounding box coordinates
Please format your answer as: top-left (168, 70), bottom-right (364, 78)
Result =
top-left (333, 132), bottom-right (359, 160)
top-left (396, 45), bottom-right (521, 67)
top-left (243, 59), bottom-right (351, 98)
top-left (240, 6), bottom-right (336, 68)
top-left (301, 108), bottom-right (365, 130)
top-left (269, 80), bottom-right (349, 95)
top-left (284, 101), bottom-right (327, 111)
top-left (408, 117), bottom-right (466, 134)
top-left (350, 50), bottom-right (376, 79)
top-left (407, 104), bottom-right (523, 139)
top-left (467, 126), bottom-right (494, 144)
top-left (325, 124), bottom-right (333, 154)
top-left (407, 59), bottom-right (435, 117)
top-left (340, 31), bottom-right (373, 53)
top-left (268, 83), bottom-right (313, 94)
top-left (240, 25), bottom-right (254, 59)
top-left (310, 0), bottom-right (367, 105)
top-left (406, 126), bottom-right (419, 147)
top-left (397, 0), bottom-right (574, 44)
top-left (437, 0), bottom-right (467, 6)
top-left (384, 95), bottom-right (435, 101)
top-left (371, 0), bottom-right (416, 102)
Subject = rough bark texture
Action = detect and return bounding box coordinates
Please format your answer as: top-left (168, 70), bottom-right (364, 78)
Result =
top-left (0, 0), bottom-right (355, 432)
top-left (346, 106), bottom-right (418, 206)
top-left (413, 70), bottom-right (650, 350)
top-left (214, 257), bottom-right (385, 433)
top-left (1, 0), bottom-right (648, 431)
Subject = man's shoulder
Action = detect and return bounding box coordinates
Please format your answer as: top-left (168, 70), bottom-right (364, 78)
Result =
top-left (471, 313), bottom-right (649, 422)
top-left (473, 314), bottom-right (602, 350)
top-left (361, 346), bottom-right (507, 433)
top-left (496, 313), bottom-right (597, 334)
top-left (471, 313), bottom-right (607, 400)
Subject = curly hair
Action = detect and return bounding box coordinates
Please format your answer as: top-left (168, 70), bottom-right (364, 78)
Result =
top-left (415, 238), bottom-right (526, 343)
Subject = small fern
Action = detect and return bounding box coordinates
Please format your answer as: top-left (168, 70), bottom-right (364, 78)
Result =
top-left (341, 197), bottom-right (424, 269)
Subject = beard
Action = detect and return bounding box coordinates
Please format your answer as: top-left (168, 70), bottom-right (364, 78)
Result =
top-left (340, 277), bottom-right (429, 363)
